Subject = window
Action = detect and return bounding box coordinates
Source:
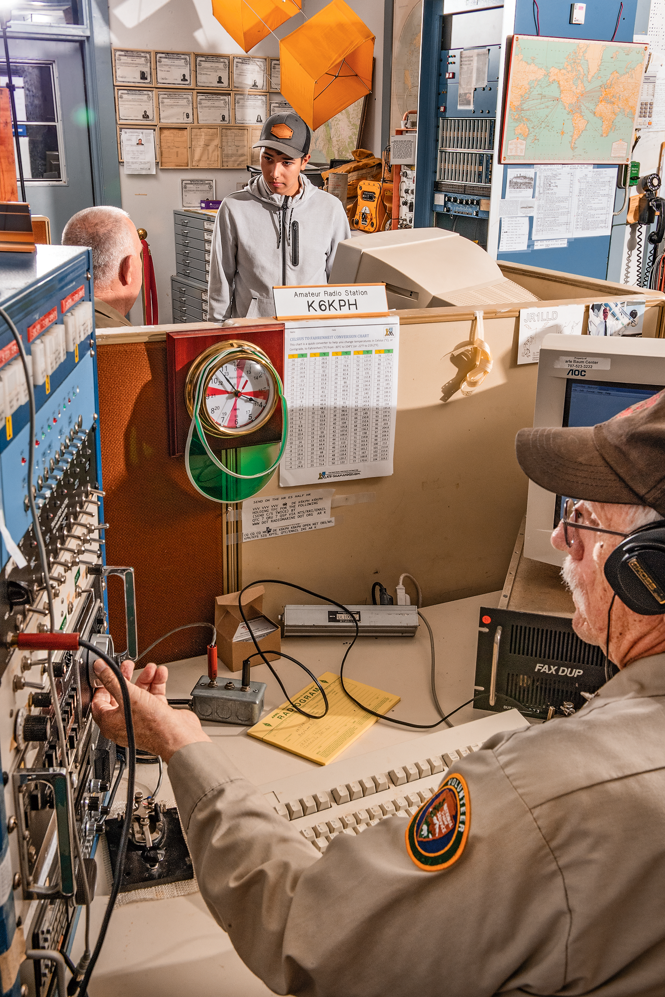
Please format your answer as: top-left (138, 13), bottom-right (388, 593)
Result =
top-left (0, 61), bottom-right (66, 182)
top-left (5, 2), bottom-right (83, 27)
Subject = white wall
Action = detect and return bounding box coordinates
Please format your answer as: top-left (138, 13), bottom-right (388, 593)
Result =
top-left (108, 0), bottom-right (385, 323)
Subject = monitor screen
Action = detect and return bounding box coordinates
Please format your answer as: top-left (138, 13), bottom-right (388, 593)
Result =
top-left (554, 380), bottom-right (663, 526)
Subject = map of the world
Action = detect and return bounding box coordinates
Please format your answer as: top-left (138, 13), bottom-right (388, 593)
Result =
top-left (501, 36), bottom-right (648, 165)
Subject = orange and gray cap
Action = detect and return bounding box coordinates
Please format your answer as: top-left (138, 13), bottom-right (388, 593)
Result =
top-left (252, 111), bottom-right (310, 159)
top-left (515, 389), bottom-right (665, 516)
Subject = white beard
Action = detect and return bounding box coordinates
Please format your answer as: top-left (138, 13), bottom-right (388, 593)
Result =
top-left (561, 555), bottom-right (601, 647)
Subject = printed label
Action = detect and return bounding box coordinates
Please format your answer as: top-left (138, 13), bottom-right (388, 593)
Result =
top-left (27, 307), bottom-right (57, 342)
top-left (0, 341), bottom-right (18, 369)
top-left (60, 286), bottom-right (85, 313)
top-left (553, 355), bottom-right (611, 378)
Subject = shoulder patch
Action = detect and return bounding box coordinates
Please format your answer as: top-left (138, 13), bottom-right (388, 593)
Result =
top-left (405, 773), bottom-right (470, 872)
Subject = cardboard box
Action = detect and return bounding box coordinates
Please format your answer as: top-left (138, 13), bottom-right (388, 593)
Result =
top-left (215, 585), bottom-right (281, 673)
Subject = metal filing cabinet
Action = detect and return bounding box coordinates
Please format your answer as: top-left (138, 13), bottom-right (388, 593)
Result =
top-left (171, 209), bottom-right (214, 323)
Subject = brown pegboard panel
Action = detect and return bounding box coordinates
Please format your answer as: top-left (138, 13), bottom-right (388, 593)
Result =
top-left (97, 339), bottom-right (223, 665)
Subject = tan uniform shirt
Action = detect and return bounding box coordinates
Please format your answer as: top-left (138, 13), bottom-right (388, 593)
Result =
top-left (169, 653), bottom-right (665, 997)
top-left (94, 299), bottom-right (132, 329)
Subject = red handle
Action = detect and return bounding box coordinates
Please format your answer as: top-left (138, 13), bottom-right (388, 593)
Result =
top-left (140, 239), bottom-right (159, 326)
top-left (207, 644), bottom-right (218, 684)
top-left (16, 632), bottom-right (80, 651)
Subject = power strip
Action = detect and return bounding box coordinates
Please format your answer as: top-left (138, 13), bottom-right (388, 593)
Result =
top-left (280, 604), bottom-right (419, 637)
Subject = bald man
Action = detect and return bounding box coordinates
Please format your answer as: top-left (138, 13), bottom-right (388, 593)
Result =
top-left (62, 206), bottom-right (143, 329)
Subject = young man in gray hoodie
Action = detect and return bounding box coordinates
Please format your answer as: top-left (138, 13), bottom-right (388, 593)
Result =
top-left (208, 111), bottom-right (351, 320)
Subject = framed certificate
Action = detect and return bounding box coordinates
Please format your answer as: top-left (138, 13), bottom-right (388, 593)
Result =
top-left (195, 54), bottom-right (230, 89)
top-left (196, 92), bottom-right (231, 124)
top-left (234, 92), bottom-right (267, 125)
top-left (221, 127), bottom-right (249, 168)
top-left (182, 178), bottom-right (215, 208)
top-left (232, 56), bottom-right (267, 91)
top-left (190, 128), bottom-right (221, 169)
top-left (155, 51), bottom-right (192, 86)
top-left (115, 88), bottom-right (156, 123)
top-left (270, 97), bottom-right (293, 117)
top-left (159, 126), bottom-right (190, 168)
top-left (268, 59), bottom-right (280, 92)
top-left (113, 49), bottom-right (152, 86)
top-left (158, 90), bottom-right (194, 123)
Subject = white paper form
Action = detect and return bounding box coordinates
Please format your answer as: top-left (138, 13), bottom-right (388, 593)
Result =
top-left (532, 166), bottom-right (575, 241)
top-left (518, 304), bottom-right (585, 364)
top-left (121, 129), bottom-right (156, 174)
top-left (499, 216), bottom-right (529, 252)
top-left (572, 168), bottom-right (616, 238)
top-left (242, 490), bottom-right (334, 541)
top-left (280, 316), bottom-right (399, 487)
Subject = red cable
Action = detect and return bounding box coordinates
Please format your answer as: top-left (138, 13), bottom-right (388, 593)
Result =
top-left (140, 239), bottom-right (159, 325)
top-left (611, 2), bottom-right (623, 42)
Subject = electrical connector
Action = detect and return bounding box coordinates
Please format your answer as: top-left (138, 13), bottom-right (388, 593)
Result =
top-left (395, 584), bottom-right (411, 606)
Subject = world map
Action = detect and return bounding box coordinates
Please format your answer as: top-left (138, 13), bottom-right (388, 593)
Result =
top-left (501, 36), bottom-right (648, 165)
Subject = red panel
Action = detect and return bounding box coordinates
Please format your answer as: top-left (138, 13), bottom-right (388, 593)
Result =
top-left (166, 323), bottom-right (285, 456)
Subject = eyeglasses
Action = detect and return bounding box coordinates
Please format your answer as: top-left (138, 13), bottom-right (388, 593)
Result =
top-left (561, 498), bottom-right (631, 549)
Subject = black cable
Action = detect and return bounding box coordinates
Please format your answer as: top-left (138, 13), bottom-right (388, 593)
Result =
top-left (611, 1), bottom-right (623, 42)
top-left (532, 0), bottom-right (540, 35)
top-left (238, 581), bottom-right (523, 730)
top-left (604, 593), bottom-right (617, 684)
top-left (418, 609), bottom-right (451, 726)
top-left (76, 640), bottom-right (135, 997)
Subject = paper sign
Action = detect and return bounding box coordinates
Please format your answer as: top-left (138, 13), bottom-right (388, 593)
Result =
top-left (242, 490), bottom-right (335, 541)
top-left (273, 284), bottom-right (388, 319)
top-left (181, 179), bottom-right (215, 208)
top-left (518, 305), bottom-right (585, 365)
top-left (121, 129), bottom-right (156, 174)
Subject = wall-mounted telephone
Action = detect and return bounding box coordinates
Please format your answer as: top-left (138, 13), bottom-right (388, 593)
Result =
top-left (625, 172), bottom-right (664, 288)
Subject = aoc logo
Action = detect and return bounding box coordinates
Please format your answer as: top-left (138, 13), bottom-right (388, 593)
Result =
top-left (405, 774), bottom-right (470, 872)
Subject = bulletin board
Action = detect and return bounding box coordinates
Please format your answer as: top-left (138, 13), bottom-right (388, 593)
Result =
top-left (112, 49), bottom-right (289, 169)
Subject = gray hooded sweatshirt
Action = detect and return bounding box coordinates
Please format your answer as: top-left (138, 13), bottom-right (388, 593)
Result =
top-left (208, 174), bottom-right (350, 320)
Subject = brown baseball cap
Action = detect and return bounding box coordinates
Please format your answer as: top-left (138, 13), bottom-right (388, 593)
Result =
top-left (515, 388), bottom-right (665, 516)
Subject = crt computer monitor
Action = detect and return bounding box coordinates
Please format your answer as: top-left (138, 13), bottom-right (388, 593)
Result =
top-left (329, 229), bottom-right (541, 309)
top-left (524, 333), bottom-right (665, 567)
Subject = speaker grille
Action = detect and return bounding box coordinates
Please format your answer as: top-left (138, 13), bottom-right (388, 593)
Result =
top-left (505, 672), bottom-right (602, 711)
top-left (508, 624), bottom-right (605, 667)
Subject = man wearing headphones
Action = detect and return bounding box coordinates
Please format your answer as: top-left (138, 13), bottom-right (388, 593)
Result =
top-left (91, 392), bottom-right (665, 995)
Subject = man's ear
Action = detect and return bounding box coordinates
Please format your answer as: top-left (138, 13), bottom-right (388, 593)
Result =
top-left (119, 252), bottom-right (142, 287)
top-left (300, 153), bottom-right (311, 170)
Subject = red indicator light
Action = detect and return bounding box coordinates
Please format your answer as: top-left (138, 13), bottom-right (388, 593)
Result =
top-left (482, 615), bottom-right (491, 624)
top-left (35, 440), bottom-right (39, 447)
top-left (53, 417), bottom-right (57, 424)
top-left (21, 457), bottom-right (26, 465)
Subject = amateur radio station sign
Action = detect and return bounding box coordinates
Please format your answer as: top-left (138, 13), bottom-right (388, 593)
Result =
top-left (273, 283), bottom-right (388, 319)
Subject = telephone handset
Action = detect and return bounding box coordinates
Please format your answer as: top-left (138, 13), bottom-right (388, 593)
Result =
top-left (625, 172), bottom-right (663, 287)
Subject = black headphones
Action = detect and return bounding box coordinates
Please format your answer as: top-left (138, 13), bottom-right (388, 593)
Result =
top-left (604, 520), bottom-right (665, 615)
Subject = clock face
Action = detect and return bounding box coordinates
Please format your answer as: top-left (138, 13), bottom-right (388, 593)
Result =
top-left (204, 357), bottom-right (276, 433)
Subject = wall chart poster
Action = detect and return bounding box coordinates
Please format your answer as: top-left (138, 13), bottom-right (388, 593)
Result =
top-left (195, 55), bottom-right (229, 88)
top-left (501, 36), bottom-right (647, 164)
top-left (280, 316), bottom-right (399, 487)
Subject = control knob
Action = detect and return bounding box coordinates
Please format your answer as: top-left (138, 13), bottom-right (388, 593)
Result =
top-left (22, 714), bottom-right (51, 742)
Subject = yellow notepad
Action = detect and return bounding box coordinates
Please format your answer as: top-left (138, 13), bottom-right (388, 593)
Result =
top-left (247, 671), bottom-right (401, 765)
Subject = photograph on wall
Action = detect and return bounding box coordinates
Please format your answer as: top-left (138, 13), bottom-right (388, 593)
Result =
top-left (235, 92), bottom-right (268, 125)
top-left (587, 300), bottom-right (645, 337)
top-left (233, 56), bottom-right (267, 91)
top-left (195, 54), bottom-right (230, 88)
top-left (196, 92), bottom-right (231, 124)
top-left (182, 178), bottom-right (215, 208)
top-left (158, 90), bottom-right (193, 123)
top-left (119, 128), bottom-right (156, 174)
top-left (269, 59), bottom-right (281, 91)
top-left (155, 51), bottom-right (192, 86)
top-left (113, 49), bottom-right (152, 85)
top-left (116, 88), bottom-right (156, 123)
